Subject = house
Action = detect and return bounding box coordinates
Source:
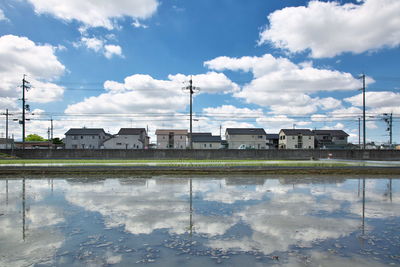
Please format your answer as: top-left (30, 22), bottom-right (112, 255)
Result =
top-left (65, 128), bottom-right (110, 149)
top-left (266, 134), bottom-right (279, 149)
top-left (191, 133), bottom-right (221, 149)
top-left (313, 130), bottom-right (349, 149)
top-left (225, 128), bottom-right (267, 149)
top-left (0, 138), bottom-right (14, 149)
top-left (155, 129), bottom-right (188, 149)
top-left (279, 129), bottom-right (315, 149)
top-left (103, 128), bottom-right (149, 149)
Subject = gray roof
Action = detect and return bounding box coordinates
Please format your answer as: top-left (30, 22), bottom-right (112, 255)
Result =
top-left (190, 132), bottom-right (212, 137)
top-left (118, 128), bottom-right (146, 135)
top-left (313, 130), bottom-right (349, 137)
top-left (65, 128), bottom-right (107, 135)
top-left (192, 135), bottom-right (221, 143)
top-left (280, 129), bottom-right (314, 136)
top-left (266, 134), bottom-right (279, 139)
top-left (226, 128), bottom-right (266, 135)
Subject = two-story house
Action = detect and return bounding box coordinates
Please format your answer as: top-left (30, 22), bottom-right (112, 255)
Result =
top-left (266, 134), bottom-right (279, 149)
top-left (313, 130), bottom-right (349, 149)
top-left (191, 133), bottom-right (221, 149)
top-left (155, 129), bottom-right (188, 149)
top-left (64, 128), bottom-right (110, 149)
top-left (279, 129), bottom-right (315, 149)
top-left (103, 128), bottom-right (149, 149)
top-left (225, 128), bottom-right (267, 149)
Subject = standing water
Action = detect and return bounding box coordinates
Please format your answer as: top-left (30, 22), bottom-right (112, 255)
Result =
top-left (0, 176), bottom-right (399, 266)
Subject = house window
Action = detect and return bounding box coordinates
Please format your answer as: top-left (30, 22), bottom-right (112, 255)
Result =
top-left (81, 136), bottom-right (83, 139)
top-left (292, 136), bottom-right (295, 140)
top-left (116, 143), bottom-right (122, 146)
top-left (258, 135), bottom-right (263, 139)
top-left (204, 144), bottom-right (207, 148)
top-left (92, 136), bottom-right (95, 139)
top-left (309, 136), bottom-right (311, 140)
top-left (163, 136), bottom-right (165, 139)
top-left (72, 144), bottom-right (77, 149)
top-left (180, 136), bottom-right (183, 139)
top-left (209, 144), bottom-right (212, 148)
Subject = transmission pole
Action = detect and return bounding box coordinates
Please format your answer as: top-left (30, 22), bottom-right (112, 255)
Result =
top-left (383, 113), bottom-right (393, 147)
top-left (360, 74), bottom-right (366, 150)
top-left (50, 116), bottom-right (54, 140)
top-left (21, 75), bottom-right (30, 150)
top-left (183, 76), bottom-right (200, 149)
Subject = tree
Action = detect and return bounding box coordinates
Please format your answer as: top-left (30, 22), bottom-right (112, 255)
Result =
top-left (25, 134), bottom-right (46, 142)
top-left (52, 137), bottom-right (64, 145)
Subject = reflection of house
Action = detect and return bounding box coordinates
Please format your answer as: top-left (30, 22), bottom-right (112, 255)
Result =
top-left (225, 128), bottom-right (267, 149)
top-left (155, 129), bottom-right (187, 149)
top-left (65, 128), bottom-right (110, 149)
top-left (191, 133), bottom-right (221, 149)
top-left (279, 177), bottom-right (346, 185)
top-left (266, 134), bottom-right (279, 149)
top-left (313, 130), bottom-right (349, 149)
top-left (279, 129), bottom-right (315, 149)
top-left (103, 128), bottom-right (149, 149)
top-left (225, 177), bottom-right (266, 186)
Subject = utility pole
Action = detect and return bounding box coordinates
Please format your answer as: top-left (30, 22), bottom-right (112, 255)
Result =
top-left (1, 109), bottom-right (12, 149)
top-left (358, 117), bottom-right (361, 149)
top-left (359, 74), bottom-right (366, 150)
top-left (183, 76), bottom-right (200, 149)
top-left (50, 116), bottom-right (53, 140)
top-left (383, 113), bottom-right (393, 147)
top-left (21, 75), bottom-right (31, 150)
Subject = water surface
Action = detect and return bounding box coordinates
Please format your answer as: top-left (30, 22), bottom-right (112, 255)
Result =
top-left (0, 176), bottom-right (399, 266)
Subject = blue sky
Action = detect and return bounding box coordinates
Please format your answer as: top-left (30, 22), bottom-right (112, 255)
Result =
top-left (0, 0), bottom-right (399, 144)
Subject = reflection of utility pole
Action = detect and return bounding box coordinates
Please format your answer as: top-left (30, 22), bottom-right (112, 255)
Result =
top-left (189, 178), bottom-right (193, 236)
top-left (362, 178), bottom-right (366, 237)
top-left (358, 178), bottom-right (360, 197)
top-left (183, 77), bottom-right (200, 149)
top-left (6, 179), bottom-right (8, 206)
top-left (22, 178), bottom-right (26, 241)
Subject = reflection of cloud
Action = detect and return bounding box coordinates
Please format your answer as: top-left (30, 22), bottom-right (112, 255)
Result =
top-left (207, 193), bottom-right (358, 254)
top-left (0, 180), bottom-right (64, 266)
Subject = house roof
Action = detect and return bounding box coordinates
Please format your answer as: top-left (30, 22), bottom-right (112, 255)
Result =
top-left (192, 135), bottom-right (221, 143)
top-left (65, 128), bottom-right (107, 135)
top-left (190, 132), bottom-right (212, 137)
top-left (280, 129), bottom-right (314, 136)
top-left (155, 129), bottom-right (188, 135)
top-left (266, 134), bottom-right (279, 139)
top-left (226, 128), bottom-right (267, 135)
top-left (117, 128), bottom-right (146, 135)
top-left (313, 130), bottom-right (349, 137)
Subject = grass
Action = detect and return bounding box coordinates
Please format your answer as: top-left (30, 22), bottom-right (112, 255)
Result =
top-left (0, 158), bottom-right (377, 167)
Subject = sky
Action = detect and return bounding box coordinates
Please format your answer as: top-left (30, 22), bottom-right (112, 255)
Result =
top-left (0, 0), bottom-right (399, 144)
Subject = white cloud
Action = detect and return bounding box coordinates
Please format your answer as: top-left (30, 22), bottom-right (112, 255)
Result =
top-left (73, 37), bottom-right (123, 59)
top-left (0, 35), bottom-right (65, 103)
top-left (0, 9), bottom-right (8, 21)
top-left (203, 105), bottom-right (263, 119)
top-left (345, 91), bottom-right (400, 114)
top-left (132, 19), bottom-right (148, 29)
top-left (27, 0), bottom-right (159, 30)
top-left (104, 44), bottom-right (123, 59)
top-left (259, 0), bottom-right (400, 58)
top-left (206, 54), bottom-right (360, 115)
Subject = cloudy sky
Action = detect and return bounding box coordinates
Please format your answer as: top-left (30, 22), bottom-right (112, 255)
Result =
top-left (0, 0), bottom-right (399, 144)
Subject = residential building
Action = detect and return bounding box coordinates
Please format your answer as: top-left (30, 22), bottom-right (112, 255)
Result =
top-left (279, 129), bottom-right (315, 149)
top-left (155, 129), bottom-right (188, 149)
top-left (313, 130), bottom-right (349, 149)
top-left (225, 128), bottom-right (267, 149)
top-left (0, 138), bottom-right (14, 149)
top-left (191, 133), bottom-right (222, 149)
top-left (65, 128), bottom-right (110, 149)
top-left (266, 134), bottom-right (279, 149)
top-left (103, 128), bottom-right (149, 149)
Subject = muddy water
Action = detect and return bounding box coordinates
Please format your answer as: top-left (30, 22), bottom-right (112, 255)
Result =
top-left (0, 176), bottom-right (399, 266)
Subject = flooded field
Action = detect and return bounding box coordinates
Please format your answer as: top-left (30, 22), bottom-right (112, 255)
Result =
top-left (0, 176), bottom-right (399, 266)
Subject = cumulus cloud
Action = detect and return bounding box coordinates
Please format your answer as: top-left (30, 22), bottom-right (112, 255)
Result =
top-left (205, 54), bottom-right (360, 115)
top-left (345, 91), bottom-right (400, 114)
top-left (73, 37), bottom-right (123, 59)
top-left (259, 0), bottom-right (400, 58)
top-left (0, 35), bottom-right (65, 104)
top-left (27, 0), bottom-right (159, 30)
top-left (0, 9), bottom-right (8, 21)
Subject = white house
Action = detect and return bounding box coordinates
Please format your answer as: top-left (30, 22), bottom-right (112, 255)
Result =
top-left (156, 129), bottom-right (187, 149)
top-left (279, 129), bottom-right (315, 149)
top-left (192, 133), bottom-right (221, 149)
top-left (225, 128), bottom-right (267, 149)
top-left (64, 128), bottom-right (110, 149)
top-left (102, 128), bottom-right (149, 149)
